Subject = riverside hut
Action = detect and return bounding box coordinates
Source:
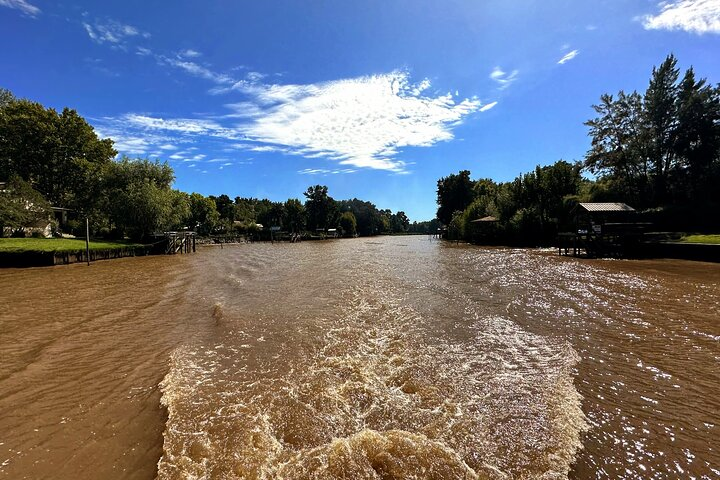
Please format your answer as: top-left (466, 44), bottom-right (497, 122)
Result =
top-left (559, 203), bottom-right (649, 258)
top-left (468, 216), bottom-right (499, 244)
top-left (575, 202), bottom-right (636, 233)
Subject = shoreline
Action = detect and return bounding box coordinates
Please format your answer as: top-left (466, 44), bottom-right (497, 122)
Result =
top-left (4, 236), bottom-right (720, 268)
top-left (0, 245), bottom-right (155, 267)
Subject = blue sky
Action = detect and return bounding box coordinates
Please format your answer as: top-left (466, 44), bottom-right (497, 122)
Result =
top-left (2, 0), bottom-right (719, 220)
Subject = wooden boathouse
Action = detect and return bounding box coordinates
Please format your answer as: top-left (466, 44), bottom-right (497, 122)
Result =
top-left (558, 203), bottom-right (650, 258)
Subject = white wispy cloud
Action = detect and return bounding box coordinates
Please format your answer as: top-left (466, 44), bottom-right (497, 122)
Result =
top-left (246, 72), bottom-right (266, 82)
top-left (558, 49), bottom-right (579, 65)
top-left (229, 143), bottom-right (289, 153)
top-left (122, 114), bottom-right (224, 135)
top-left (136, 47), bottom-right (152, 56)
top-left (121, 113), bottom-right (245, 144)
top-left (158, 56), bottom-right (234, 84)
top-left (110, 136), bottom-right (152, 155)
top-left (179, 49), bottom-right (201, 58)
top-left (83, 20), bottom-right (150, 45)
top-left (232, 71), bottom-right (481, 172)
top-left (221, 102), bottom-right (265, 118)
top-left (97, 72), bottom-right (484, 173)
top-left (489, 67), bottom-right (519, 90)
top-left (479, 101), bottom-right (498, 112)
top-left (93, 121), bottom-right (195, 157)
top-left (642, 0), bottom-right (720, 34)
top-left (0, 0), bottom-right (39, 16)
top-left (298, 168), bottom-right (357, 175)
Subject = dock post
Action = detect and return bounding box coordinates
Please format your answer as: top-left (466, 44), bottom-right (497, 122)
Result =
top-left (85, 217), bottom-right (90, 266)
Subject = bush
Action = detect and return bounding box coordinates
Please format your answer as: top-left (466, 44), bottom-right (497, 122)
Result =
top-left (65, 219), bottom-right (83, 237)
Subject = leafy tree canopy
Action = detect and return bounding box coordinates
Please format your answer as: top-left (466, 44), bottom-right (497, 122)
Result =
top-left (436, 170), bottom-right (474, 225)
top-left (0, 96), bottom-right (116, 210)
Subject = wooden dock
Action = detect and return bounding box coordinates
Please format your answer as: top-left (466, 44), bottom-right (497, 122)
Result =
top-left (163, 231), bottom-right (196, 254)
top-left (558, 223), bottom-right (648, 258)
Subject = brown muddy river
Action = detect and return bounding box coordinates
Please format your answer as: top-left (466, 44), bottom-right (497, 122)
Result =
top-left (1, 236), bottom-right (718, 479)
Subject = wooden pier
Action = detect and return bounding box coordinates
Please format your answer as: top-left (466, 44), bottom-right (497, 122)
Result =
top-left (164, 231), bottom-right (196, 254)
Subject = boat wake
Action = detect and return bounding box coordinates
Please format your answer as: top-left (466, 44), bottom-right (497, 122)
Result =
top-left (157, 284), bottom-right (586, 479)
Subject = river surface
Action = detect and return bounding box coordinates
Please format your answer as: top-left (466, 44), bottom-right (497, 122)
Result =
top-left (0, 236), bottom-right (718, 479)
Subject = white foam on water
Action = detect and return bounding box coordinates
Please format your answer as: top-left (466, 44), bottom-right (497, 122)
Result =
top-left (157, 282), bottom-right (587, 479)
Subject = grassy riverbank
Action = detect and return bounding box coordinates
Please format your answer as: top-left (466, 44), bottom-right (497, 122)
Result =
top-left (0, 238), bottom-right (145, 253)
top-left (679, 234), bottom-right (720, 245)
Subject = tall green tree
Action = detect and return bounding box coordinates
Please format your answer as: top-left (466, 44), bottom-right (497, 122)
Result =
top-left (304, 185), bottom-right (334, 231)
top-left (674, 68), bottom-right (720, 203)
top-left (234, 197), bottom-right (258, 225)
top-left (643, 54), bottom-right (680, 204)
top-left (584, 91), bottom-right (650, 205)
top-left (436, 170), bottom-right (474, 225)
top-left (390, 211), bottom-right (410, 233)
top-left (211, 194), bottom-right (236, 223)
top-left (0, 98), bottom-right (116, 210)
top-left (283, 198), bottom-right (305, 233)
top-left (338, 211), bottom-right (357, 237)
top-left (188, 193), bottom-right (220, 235)
top-left (263, 202), bottom-right (285, 228)
top-left (336, 198), bottom-right (384, 236)
top-left (102, 158), bottom-right (180, 240)
top-left (584, 54), bottom-right (720, 216)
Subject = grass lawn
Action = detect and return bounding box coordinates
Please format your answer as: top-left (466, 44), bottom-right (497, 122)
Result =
top-left (0, 238), bottom-right (145, 253)
top-left (678, 234), bottom-right (720, 245)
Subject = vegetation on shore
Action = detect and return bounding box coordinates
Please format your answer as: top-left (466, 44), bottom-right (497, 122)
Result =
top-left (436, 55), bottom-right (719, 246)
top-left (678, 234), bottom-right (720, 245)
top-left (0, 238), bottom-right (144, 253)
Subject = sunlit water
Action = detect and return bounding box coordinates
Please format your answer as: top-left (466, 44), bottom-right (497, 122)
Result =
top-left (0, 236), bottom-right (718, 479)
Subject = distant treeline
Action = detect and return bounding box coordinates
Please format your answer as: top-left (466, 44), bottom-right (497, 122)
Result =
top-left (200, 187), bottom-right (424, 238)
top-left (437, 55), bottom-right (720, 246)
top-left (0, 89), bottom-right (421, 240)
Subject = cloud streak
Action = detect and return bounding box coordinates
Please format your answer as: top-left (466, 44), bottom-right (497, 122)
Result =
top-left (557, 49), bottom-right (579, 64)
top-left (642, 0), bottom-right (720, 34)
top-left (299, 168), bottom-right (357, 175)
top-left (179, 49), bottom-right (201, 58)
top-left (158, 56), bottom-right (235, 85)
top-left (232, 71), bottom-right (481, 172)
top-left (83, 19), bottom-right (150, 45)
top-left (490, 67), bottom-right (519, 90)
top-left (97, 72), bottom-right (486, 173)
top-left (0, 0), bottom-right (39, 16)
top-left (479, 101), bottom-right (498, 112)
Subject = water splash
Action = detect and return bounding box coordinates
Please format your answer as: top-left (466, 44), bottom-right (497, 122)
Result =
top-left (158, 284), bottom-right (586, 479)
